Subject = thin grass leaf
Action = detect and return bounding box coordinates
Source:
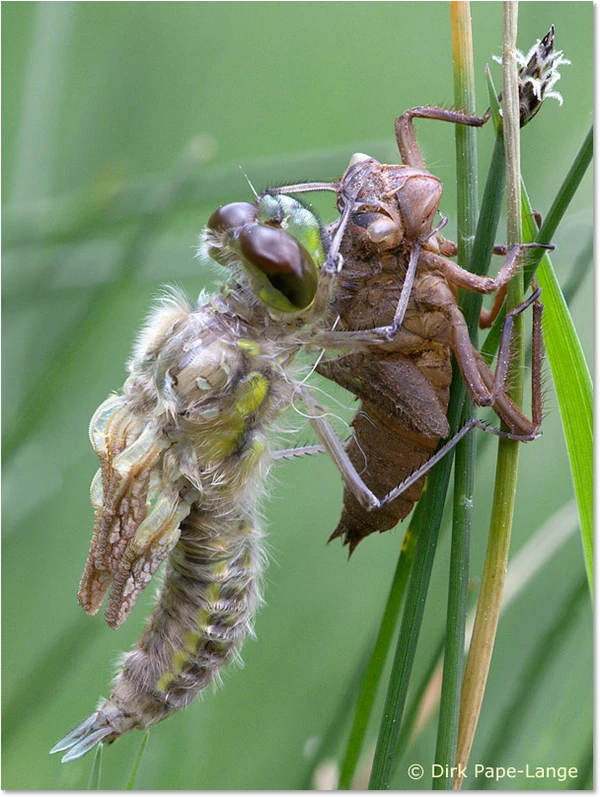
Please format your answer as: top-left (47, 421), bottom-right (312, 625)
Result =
top-left (87, 743), bottom-right (103, 790)
top-left (393, 498), bottom-right (579, 775)
top-left (476, 122), bottom-right (593, 596)
top-left (433, 3), bottom-right (479, 788)
top-left (394, 632), bottom-right (447, 773)
top-left (126, 730), bottom-right (150, 790)
top-left (521, 190), bottom-right (593, 599)
top-left (454, 7), bottom-right (523, 786)
top-left (473, 575), bottom-right (588, 786)
top-left (368, 362), bottom-right (467, 789)
top-left (338, 505), bottom-right (421, 789)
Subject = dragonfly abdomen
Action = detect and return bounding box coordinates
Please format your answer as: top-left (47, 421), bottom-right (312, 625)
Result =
top-left (101, 504), bottom-right (264, 737)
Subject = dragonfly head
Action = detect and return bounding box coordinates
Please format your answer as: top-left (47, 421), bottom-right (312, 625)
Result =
top-left (203, 195), bottom-right (326, 314)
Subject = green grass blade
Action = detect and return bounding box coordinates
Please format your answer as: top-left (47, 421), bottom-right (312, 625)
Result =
top-left (126, 730), bottom-right (150, 789)
top-left (87, 743), bottom-right (104, 790)
top-left (475, 117), bottom-right (593, 598)
top-left (338, 507), bottom-right (421, 789)
top-left (455, 9), bottom-right (524, 785)
top-left (368, 368), bottom-right (467, 789)
top-left (521, 188), bottom-right (594, 599)
top-left (473, 574), bottom-right (588, 786)
top-left (433, 4), bottom-right (479, 787)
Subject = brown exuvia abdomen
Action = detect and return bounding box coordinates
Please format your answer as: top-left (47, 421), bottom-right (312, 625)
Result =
top-left (317, 342), bottom-right (452, 552)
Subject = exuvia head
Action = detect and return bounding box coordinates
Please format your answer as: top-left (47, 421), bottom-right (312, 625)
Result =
top-left (342, 154), bottom-right (443, 250)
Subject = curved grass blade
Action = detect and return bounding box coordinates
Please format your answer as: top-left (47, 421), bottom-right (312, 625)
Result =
top-left (88, 743), bottom-right (104, 790)
top-left (338, 504), bottom-right (421, 789)
top-left (521, 188), bottom-right (593, 599)
top-left (480, 76), bottom-right (593, 598)
top-left (126, 730), bottom-right (150, 790)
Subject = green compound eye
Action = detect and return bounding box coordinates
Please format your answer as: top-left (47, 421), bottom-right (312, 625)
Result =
top-left (238, 223), bottom-right (319, 311)
top-left (207, 202), bottom-right (257, 233)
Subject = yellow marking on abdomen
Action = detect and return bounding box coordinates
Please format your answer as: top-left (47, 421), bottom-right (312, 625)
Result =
top-left (237, 339), bottom-right (261, 356)
top-left (234, 372), bottom-right (268, 416)
top-left (156, 671), bottom-right (176, 692)
top-left (206, 372), bottom-right (270, 457)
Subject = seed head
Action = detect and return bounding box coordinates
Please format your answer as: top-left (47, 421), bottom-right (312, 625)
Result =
top-left (494, 26), bottom-right (571, 126)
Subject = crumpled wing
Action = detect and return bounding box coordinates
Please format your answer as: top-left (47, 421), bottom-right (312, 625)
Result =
top-left (104, 491), bottom-right (192, 629)
top-left (78, 395), bottom-right (169, 616)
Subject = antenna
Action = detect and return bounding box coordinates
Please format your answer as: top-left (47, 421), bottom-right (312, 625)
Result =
top-left (239, 166), bottom-right (258, 198)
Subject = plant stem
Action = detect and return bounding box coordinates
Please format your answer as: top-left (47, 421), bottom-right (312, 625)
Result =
top-left (454, 4), bottom-right (523, 787)
top-left (368, 377), bottom-right (464, 789)
top-left (126, 730), bottom-right (150, 789)
top-left (338, 508), bottom-right (420, 789)
top-left (433, 2), bottom-right (478, 787)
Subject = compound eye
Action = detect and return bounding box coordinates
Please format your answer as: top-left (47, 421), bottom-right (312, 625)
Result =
top-left (207, 202), bottom-right (257, 233)
top-left (239, 223), bottom-right (318, 310)
top-left (368, 216), bottom-right (397, 243)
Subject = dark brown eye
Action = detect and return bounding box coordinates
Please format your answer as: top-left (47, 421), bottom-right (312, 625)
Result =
top-left (238, 223), bottom-right (318, 310)
top-left (207, 202), bottom-right (257, 233)
top-left (351, 210), bottom-right (386, 230)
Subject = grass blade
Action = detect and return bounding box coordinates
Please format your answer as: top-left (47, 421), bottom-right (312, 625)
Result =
top-left (454, 6), bottom-right (523, 786)
top-left (338, 506), bottom-right (421, 788)
top-left (87, 743), bottom-right (104, 790)
top-left (433, 3), bottom-right (478, 787)
top-left (521, 188), bottom-right (594, 599)
top-left (126, 730), bottom-right (150, 789)
top-left (368, 369), bottom-right (465, 789)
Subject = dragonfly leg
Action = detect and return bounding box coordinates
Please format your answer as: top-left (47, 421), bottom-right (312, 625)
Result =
top-left (395, 106), bottom-right (489, 170)
top-left (299, 385), bottom-right (380, 511)
top-left (477, 282), bottom-right (544, 437)
top-left (272, 444), bottom-right (327, 460)
top-left (298, 384), bottom-right (541, 516)
top-left (451, 283), bottom-right (544, 437)
top-left (480, 284), bottom-right (508, 328)
top-left (420, 242), bottom-right (553, 296)
top-left (263, 181), bottom-right (340, 196)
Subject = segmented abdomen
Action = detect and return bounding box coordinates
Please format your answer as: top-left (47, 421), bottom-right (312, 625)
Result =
top-left (100, 504), bottom-right (264, 739)
top-left (329, 402), bottom-right (439, 552)
top-left (317, 250), bottom-right (453, 551)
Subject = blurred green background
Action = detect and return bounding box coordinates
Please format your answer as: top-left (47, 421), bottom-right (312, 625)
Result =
top-left (2, 2), bottom-right (592, 790)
